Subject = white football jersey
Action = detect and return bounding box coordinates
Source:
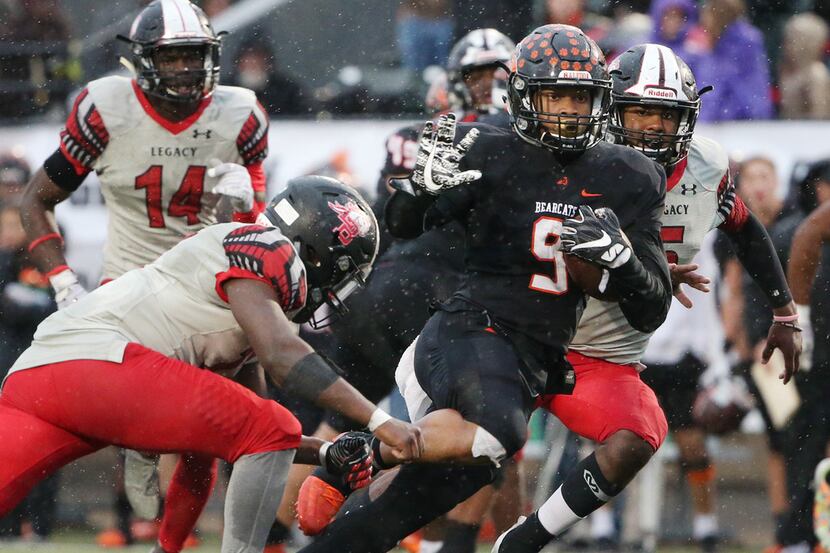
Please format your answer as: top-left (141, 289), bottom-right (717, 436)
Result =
top-left (8, 223), bottom-right (305, 380)
top-left (60, 76), bottom-right (269, 280)
top-left (569, 135), bottom-right (743, 365)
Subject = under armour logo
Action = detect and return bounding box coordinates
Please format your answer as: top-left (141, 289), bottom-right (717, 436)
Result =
top-left (193, 129), bottom-right (212, 139)
top-left (680, 183), bottom-right (697, 195)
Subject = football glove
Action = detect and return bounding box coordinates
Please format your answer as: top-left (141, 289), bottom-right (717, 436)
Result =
top-left (124, 449), bottom-right (161, 520)
top-left (411, 113), bottom-right (482, 195)
top-left (322, 432), bottom-right (373, 490)
top-left (561, 206), bottom-right (632, 269)
top-left (48, 267), bottom-right (87, 310)
top-left (208, 159), bottom-right (254, 213)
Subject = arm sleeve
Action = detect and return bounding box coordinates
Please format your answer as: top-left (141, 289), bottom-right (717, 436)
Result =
top-left (236, 102), bottom-right (269, 166)
top-left (56, 87), bottom-right (108, 180)
top-left (606, 171), bottom-right (672, 333)
top-left (724, 211), bottom-right (792, 308)
top-left (216, 225), bottom-right (307, 312)
top-left (43, 148), bottom-right (88, 192)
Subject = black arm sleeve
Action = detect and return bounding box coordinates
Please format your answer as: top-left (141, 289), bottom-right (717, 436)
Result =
top-left (606, 167), bottom-right (672, 333)
top-left (384, 188), bottom-right (436, 239)
top-left (724, 211), bottom-right (792, 308)
top-left (43, 148), bottom-right (87, 192)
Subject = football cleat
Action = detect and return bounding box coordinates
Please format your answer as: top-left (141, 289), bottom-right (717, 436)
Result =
top-left (814, 458), bottom-right (830, 551)
top-left (492, 516), bottom-right (527, 552)
top-left (296, 472), bottom-right (346, 536)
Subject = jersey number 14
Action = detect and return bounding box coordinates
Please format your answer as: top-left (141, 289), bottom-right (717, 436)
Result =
top-left (135, 165), bottom-right (205, 228)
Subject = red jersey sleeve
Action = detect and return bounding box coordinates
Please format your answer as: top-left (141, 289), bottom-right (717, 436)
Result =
top-left (716, 168), bottom-right (749, 232)
top-left (236, 101), bottom-right (269, 166)
top-left (59, 88), bottom-right (109, 176)
top-left (216, 225), bottom-right (307, 312)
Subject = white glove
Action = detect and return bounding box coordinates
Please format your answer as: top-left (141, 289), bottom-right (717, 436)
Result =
top-left (208, 159), bottom-right (254, 213)
top-left (48, 268), bottom-right (87, 310)
top-left (124, 449), bottom-right (161, 520)
top-left (411, 113), bottom-right (482, 195)
top-left (797, 303), bottom-right (813, 371)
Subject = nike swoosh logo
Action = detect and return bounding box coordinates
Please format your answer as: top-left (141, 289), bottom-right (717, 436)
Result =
top-left (570, 230), bottom-right (611, 252)
top-left (581, 189), bottom-right (603, 197)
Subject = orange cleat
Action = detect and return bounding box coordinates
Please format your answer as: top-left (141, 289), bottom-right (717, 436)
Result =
top-left (263, 544), bottom-right (287, 553)
top-left (182, 533), bottom-right (201, 549)
top-left (96, 528), bottom-right (128, 548)
top-left (296, 475), bottom-right (346, 536)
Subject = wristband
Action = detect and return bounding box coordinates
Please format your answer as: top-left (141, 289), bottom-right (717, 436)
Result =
top-left (28, 232), bottom-right (63, 253)
top-left (318, 441), bottom-right (332, 467)
top-left (772, 313), bottom-right (799, 323)
top-left (367, 408), bottom-right (392, 432)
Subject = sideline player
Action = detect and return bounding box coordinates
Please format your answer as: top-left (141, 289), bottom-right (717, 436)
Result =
top-left (298, 24), bottom-right (672, 553)
top-left (265, 29), bottom-right (517, 551)
top-left (20, 0), bottom-right (269, 545)
top-left (494, 43), bottom-right (801, 552)
top-left (0, 176), bottom-right (423, 553)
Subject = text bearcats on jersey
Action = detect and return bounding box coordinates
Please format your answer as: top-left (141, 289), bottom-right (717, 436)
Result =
top-left (534, 201), bottom-right (579, 217)
top-left (150, 146), bottom-right (199, 157)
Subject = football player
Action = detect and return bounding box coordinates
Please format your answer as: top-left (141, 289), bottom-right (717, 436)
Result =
top-left (0, 177), bottom-right (423, 553)
top-left (297, 24), bottom-right (673, 553)
top-left (493, 43), bottom-right (801, 552)
top-left (20, 0), bottom-right (269, 546)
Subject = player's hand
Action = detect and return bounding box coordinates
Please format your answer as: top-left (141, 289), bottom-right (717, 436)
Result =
top-left (762, 320), bottom-right (803, 385)
top-left (373, 418), bottom-right (424, 462)
top-left (208, 159), bottom-right (254, 213)
top-left (48, 267), bottom-right (88, 310)
top-left (561, 206), bottom-right (632, 269)
top-left (323, 432), bottom-right (374, 490)
top-left (411, 113), bottom-right (482, 195)
top-left (669, 263), bottom-right (711, 309)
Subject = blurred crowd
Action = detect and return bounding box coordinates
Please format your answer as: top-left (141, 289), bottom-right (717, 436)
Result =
top-left (2, 0), bottom-right (830, 121)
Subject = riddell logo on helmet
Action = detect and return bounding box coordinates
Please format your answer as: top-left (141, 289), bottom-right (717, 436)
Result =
top-left (643, 87), bottom-right (677, 99)
top-left (329, 201), bottom-right (373, 246)
top-left (558, 70), bottom-right (592, 80)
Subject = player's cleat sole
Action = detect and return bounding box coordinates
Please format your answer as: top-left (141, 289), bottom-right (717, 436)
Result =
top-left (297, 475), bottom-right (346, 536)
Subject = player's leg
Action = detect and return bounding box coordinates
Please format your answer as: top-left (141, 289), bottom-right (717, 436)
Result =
top-left (675, 428), bottom-right (719, 550)
top-left (156, 454), bottom-right (217, 553)
top-left (0, 372), bottom-right (102, 515)
top-left (494, 353), bottom-right (667, 552)
top-left (298, 310), bottom-right (533, 552)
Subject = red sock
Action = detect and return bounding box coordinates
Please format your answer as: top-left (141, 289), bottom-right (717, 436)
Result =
top-left (158, 454), bottom-right (217, 553)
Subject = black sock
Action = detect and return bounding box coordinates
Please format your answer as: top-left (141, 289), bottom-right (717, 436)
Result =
top-left (438, 521), bottom-right (479, 553)
top-left (298, 463), bottom-right (495, 553)
top-left (265, 519), bottom-right (290, 545)
top-left (560, 453), bottom-right (621, 517)
top-left (497, 512), bottom-right (553, 553)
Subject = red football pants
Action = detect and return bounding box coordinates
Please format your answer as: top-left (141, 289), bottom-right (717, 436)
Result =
top-left (0, 343), bottom-right (301, 518)
top-left (537, 351), bottom-right (668, 450)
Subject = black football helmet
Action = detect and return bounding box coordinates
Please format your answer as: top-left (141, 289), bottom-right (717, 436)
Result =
top-left (507, 24), bottom-right (611, 152)
top-left (118, 0), bottom-right (222, 103)
top-left (260, 176), bottom-right (379, 328)
top-left (608, 44), bottom-right (707, 166)
top-left (446, 28), bottom-right (515, 111)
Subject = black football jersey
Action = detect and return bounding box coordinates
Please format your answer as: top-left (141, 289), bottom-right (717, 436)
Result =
top-left (426, 123), bottom-right (667, 365)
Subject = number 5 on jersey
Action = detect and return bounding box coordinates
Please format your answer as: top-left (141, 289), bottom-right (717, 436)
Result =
top-left (529, 216), bottom-right (568, 295)
top-left (135, 165), bottom-right (206, 228)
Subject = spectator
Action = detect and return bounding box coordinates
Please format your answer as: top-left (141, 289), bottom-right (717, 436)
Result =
top-left (198, 0), bottom-right (230, 18)
top-left (229, 38), bottom-right (310, 116)
top-left (688, 0), bottom-right (774, 122)
top-left (0, 153), bottom-right (31, 206)
top-left (0, 200), bottom-right (57, 542)
top-left (778, 12), bottom-right (830, 120)
top-left (650, 0), bottom-right (698, 54)
top-left (540, 0), bottom-right (612, 48)
top-left (453, 0), bottom-right (533, 43)
top-left (396, 0), bottom-right (453, 73)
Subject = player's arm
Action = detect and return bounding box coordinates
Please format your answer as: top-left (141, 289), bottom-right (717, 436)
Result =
top-left (718, 173), bottom-right (801, 381)
top-left (219, 102), bottom-right (270, 223)
top-left (225, 278), bottom-right (423, 462)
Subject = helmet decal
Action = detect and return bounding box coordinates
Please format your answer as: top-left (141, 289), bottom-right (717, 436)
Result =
top-left (329, 200), bottom-right (373, 246)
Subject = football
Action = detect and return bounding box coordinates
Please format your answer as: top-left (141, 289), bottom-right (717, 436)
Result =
top-left (564, 253), bottom-right (618, 301)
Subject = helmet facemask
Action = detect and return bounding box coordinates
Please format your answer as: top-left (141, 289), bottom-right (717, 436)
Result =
top-left (134, 40), bottom-right (221, 103)
top-left (509, 76), bottom-right (610, 152)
